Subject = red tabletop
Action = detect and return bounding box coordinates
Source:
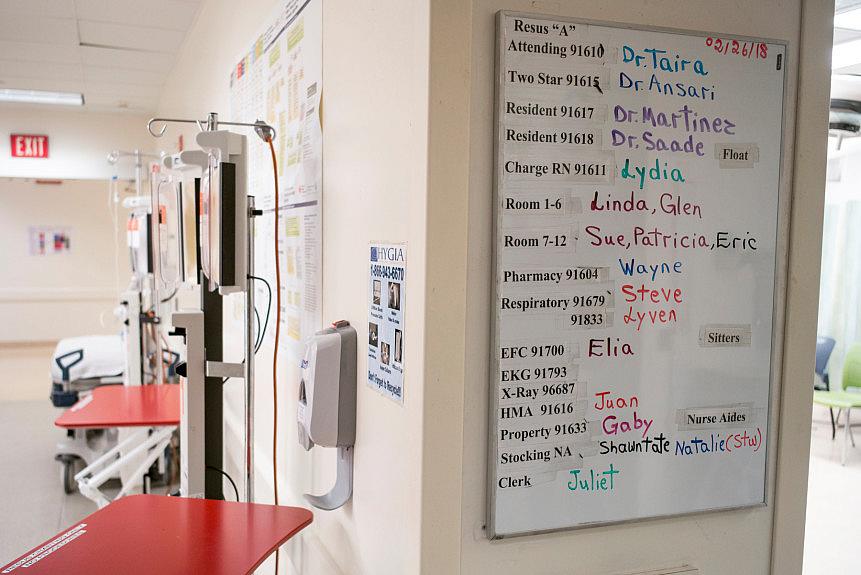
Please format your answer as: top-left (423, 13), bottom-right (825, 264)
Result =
top-left (55, 385), bottom-right (180, 429)
top-left (0, 495), bottom-right (313, 575)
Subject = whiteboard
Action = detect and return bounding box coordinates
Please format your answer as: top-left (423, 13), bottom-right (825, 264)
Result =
top-left (488, 11), bottom-right (788, 538)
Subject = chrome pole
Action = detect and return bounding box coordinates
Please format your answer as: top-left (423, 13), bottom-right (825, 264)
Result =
top-left (134, 149), bottom-right (143, 198)
top-left (245, 196), bottom-right (256, 502)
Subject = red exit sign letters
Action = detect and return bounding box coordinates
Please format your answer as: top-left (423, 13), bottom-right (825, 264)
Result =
top-left (10, 134), bottom-right (49, 158)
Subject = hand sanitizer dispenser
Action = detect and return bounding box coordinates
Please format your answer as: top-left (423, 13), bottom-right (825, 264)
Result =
top-left (298, 320), bottom-right (356, 510)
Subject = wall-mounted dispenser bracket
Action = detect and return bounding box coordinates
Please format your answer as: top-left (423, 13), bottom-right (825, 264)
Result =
top-left (305, 446), bottom-right (353, 511)
top-left (298, 321), bottom-right (357, 510)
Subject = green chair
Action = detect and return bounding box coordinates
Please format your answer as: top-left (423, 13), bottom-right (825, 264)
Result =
top-left (813, 343), bottom-right (861, 465)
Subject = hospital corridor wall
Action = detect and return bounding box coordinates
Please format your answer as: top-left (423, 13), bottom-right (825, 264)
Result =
top-left (164, 0), bottom-right (831, 574)
top-left (0, 179), bottom-right (132, 345)
top-left (0, 109), bottom-right (152, 402)
top-left (13, 0), bottom-right (830, 573)
top-left (424, 1), bottom-right (831, 574)
top-left (0, 107), bottom-right (152, 180)
top-left (0, 177), bottom-right (138, 403)
top-left (156, 0), bottom-right (429, 572)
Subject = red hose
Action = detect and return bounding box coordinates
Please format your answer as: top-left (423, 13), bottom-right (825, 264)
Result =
top-left (266, 137), bottom-right (282, 574)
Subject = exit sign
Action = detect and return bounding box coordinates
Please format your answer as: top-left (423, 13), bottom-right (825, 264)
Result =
top-left (10, 134), bottom-right (49, 158)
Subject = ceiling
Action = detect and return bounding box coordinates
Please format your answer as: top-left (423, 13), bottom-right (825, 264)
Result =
top-left (0, 0), bottom-right (202, 114)
top-left (831, 1), bottom-right (861, 99)
top-left (0, 2), bottom-right (856, 111)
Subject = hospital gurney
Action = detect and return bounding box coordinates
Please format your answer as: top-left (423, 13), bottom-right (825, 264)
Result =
top-left (50, 335), bottom-right (125, 408)
top-left (50, 334), bottom-right (183, 406)
top-left (55, 385), bottom-right (180, 507)
top-left (51, 335), bottom-right (181, 493)
top-left (51, 335), bottom-right (125, 493)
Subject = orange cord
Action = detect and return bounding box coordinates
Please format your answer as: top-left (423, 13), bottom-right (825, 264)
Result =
top-left (267, 137), bottom-right (281, 575)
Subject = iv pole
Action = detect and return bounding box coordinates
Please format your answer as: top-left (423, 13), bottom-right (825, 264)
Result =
top-left (149, 113), bottom-right (275, 504)
top-left (107, 149), bottom-right (164, 385)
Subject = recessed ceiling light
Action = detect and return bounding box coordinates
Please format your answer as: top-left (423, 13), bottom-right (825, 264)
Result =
top-left (836, 7), bottom-right (861, 31)
top-left (0, 88), bottom-right (84, 106)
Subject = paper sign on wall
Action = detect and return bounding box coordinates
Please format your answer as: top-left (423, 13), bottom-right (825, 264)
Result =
top-left (229, 0), bottom-right (323, 356)
top-left (29, 226), bottom-right (71, 255)
top-left (367, 243), bottom-right (406, 403)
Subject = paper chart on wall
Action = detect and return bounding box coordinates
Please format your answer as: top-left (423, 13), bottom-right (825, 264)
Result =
top-left (367, 244), bottom-right (407, 404)
top-left (229, 0), bottom-right (322, 355)
top-left (489, 11), bottom-right (788, 538)
top-left (28, 226), bottom-right (71, 256)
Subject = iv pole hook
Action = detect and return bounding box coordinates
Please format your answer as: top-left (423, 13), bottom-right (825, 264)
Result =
top-left (147, 118), bottom-right (205, 138)
top-left (147, 114), bottom-right (276, 142)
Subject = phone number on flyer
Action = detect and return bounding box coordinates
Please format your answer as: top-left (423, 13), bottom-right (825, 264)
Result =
top-left (371, 264), bottom-right (405, 281)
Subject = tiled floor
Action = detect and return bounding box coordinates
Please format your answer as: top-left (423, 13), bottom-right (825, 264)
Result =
top-left (0, 400), bottom-right (99, 563)
top-left (803, 406), bottom-right (861, 575)
top-left (0, 383), bottom-right (858, 571)
top-left (0, 398), bottom-right (178, 566)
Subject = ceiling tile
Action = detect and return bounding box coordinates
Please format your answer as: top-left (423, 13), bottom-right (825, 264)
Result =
top-left (80, 45), bottom-right (173, 72)
top-left (835, 62), bottom-right (861, 76)
top-left (74, 0), bottom-right (199, 32)
top-left (85, 104), bottom-right (154, 114)
top-left (0, 59), bottom-right (82, 81)
top-left (837, 0), bottom-right (861, 13)
top-left (0, 0), bottom-right (75, 18)
top-left (0, 75), bottom-right (84, 93)
top-left (84, 66), bottom-right (165, 87)
top-left (0, 0), bottom-right (199, 115)
top-left (84, 81), bottom-right (161, 100)
top-left (834, 27), bottom-right (861, 46)
top-left (0, 40), bottom-right (81, 64)
top-left (83, 91), bottom-right (160, 112)
top-left (78, 20), bottom-right (185, 52)
top-left (0, 13), bottom-right (79, 44)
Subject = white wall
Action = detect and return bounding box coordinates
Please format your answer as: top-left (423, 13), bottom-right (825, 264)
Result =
top-left (421, 1), bottom-right (832, 574)
top-left (0, 106), bottom-right (154, 180)
top-left (158, 0), bottom-right (831, 573)
top-left (0, 178), bottom-right (132, 343)
top-left (0, 106), bottom-right (156, 344)
top-left (157, 1), bottom-right (429, 573)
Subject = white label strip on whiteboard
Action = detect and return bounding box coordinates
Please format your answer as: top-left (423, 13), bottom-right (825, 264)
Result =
top-left (488, 11), bottom-right (787, 538)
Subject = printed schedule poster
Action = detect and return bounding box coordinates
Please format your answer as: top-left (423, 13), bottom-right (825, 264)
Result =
top-left (367, 244), bottom-right (406, 403)
top-left (229, 0), bottom-right (323, 357)
top-left (489, 11), bottom-right (788, 538)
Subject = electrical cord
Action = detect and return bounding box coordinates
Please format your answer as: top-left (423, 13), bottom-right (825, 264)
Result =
top-left (266, 135), bottom-right (282, 575)
top-left (254, 307), bottom-right (261, 350)
top-left (249, 275), bottom-right (272, 353)
top-left (218, 276), bottom-right (273, 385)
top-left (160, 333), bottom-right (174, 382)
top-left (206, 465), bottom-right (240, 502)
top-left (160, 288), bottom-right (178, 304)
top-left (220, 281), bottom-right (273, 385)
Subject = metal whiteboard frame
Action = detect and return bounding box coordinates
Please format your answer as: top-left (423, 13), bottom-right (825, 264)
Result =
top-left (487, 10), bottom-right (792, 540)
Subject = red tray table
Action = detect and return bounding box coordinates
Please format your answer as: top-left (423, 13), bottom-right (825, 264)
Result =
top-left (1, 494), bottom-right (312, 574)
